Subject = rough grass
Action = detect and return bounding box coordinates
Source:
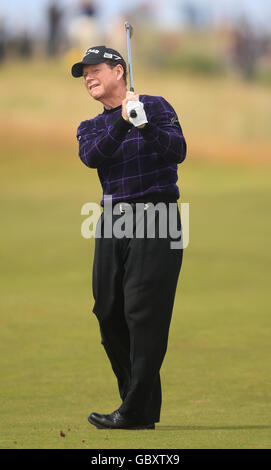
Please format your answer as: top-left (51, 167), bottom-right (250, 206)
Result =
top-left (0, 59), bottom-right (271, 449)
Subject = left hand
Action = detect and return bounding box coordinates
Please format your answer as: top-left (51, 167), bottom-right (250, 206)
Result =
top-left (122, 91), bottom-right (147, 128)
top-left (122, 91), bottom-right (138, 122)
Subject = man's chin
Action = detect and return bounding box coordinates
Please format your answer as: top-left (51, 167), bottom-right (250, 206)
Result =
top-left (89, 88), bottom-right (103, 100)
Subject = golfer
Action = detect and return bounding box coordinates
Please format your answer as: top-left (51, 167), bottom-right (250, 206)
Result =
top-left (72, 46), bottom-right (187, 430)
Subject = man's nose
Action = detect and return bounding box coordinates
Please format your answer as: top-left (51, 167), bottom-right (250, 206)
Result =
top-left (85, 74), bottom-right (94, 82)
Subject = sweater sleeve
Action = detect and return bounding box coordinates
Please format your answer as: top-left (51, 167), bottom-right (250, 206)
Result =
top-left (138, 97), bottom-right (187, 165)
top-left (77, 116), bottom-right (132, 169)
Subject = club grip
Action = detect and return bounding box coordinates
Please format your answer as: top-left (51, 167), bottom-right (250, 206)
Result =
top-left (130, 109), bottom-right (137, 118)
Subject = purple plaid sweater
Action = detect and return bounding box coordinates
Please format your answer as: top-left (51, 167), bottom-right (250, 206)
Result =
top-left (76, 95), bottom-right (187, 206)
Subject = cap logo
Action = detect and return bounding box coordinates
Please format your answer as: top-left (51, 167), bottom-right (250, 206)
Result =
top-left (171, 117), bottom-right (179, 125)
top-left (83, 48), bottom-right (100, 57)
top-left (103, 52), bottom-right (122, 60)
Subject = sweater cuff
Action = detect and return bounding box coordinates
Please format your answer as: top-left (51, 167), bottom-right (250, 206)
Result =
top-left (137, 122), bottom-right (159, 142)
top-left (109, 116), bottom-right (133, 141)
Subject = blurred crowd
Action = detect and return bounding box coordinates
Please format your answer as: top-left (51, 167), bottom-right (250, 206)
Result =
top-left (0, 0), bottom-right (271, 81)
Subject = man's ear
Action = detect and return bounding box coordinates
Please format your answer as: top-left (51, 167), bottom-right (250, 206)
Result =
top-left (116, 64), bottom-right (124, 81)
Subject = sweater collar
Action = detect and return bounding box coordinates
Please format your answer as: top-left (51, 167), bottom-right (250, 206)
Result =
top-left (103, 104), bottom-right (122, 114)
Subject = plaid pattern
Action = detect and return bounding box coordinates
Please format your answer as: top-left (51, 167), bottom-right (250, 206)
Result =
top-left (76, 95), bottom-right (187, 206)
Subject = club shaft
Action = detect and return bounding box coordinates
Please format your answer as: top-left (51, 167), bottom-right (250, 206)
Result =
top-left (125, 23), bottom-right (134, 92)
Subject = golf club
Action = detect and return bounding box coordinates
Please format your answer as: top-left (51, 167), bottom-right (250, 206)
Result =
top-left (125, 21), bottom-right (137, 118)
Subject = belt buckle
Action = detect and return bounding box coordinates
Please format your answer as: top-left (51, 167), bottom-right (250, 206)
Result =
top-left (119, 202), bottom-right (149, 213)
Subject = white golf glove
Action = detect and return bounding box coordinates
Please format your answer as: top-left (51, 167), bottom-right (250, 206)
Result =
top-left (126, 100), bottom-right (148, 127)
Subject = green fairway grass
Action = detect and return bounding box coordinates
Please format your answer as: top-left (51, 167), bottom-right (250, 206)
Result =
top-left (0, 60), bottom-right (271, 449)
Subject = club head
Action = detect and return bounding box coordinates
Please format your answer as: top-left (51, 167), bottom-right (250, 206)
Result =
top-left (125, 22), bottom-right (133, 38)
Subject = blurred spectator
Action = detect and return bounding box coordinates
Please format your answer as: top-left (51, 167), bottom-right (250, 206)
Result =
top-left (67, 1), bottom-right (98, 51)
top-left (0, 20), bottom-right (6, 63)
top-left (92, 0), bottom-right (126, 48)
top-left (47, 0), bottom-right (63, 56)
top-left (230, 19), bottom-right (259, 80)
top-left (80, 0), bottom-right (96, 17)
top-left (19, 31), bottom-right (33, 59)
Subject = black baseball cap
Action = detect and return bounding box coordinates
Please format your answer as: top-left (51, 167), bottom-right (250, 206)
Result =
top-left (71, 45), bottom-right (127, 77)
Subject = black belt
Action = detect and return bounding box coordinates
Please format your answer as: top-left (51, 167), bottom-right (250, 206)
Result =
top-left (118, 202), bottom-right (149, 214)
top-left (110, 200), bottom-right (177, 214)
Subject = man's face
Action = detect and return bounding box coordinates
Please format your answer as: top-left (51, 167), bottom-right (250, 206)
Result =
top-left (83, 62), bottom-right (122, 101)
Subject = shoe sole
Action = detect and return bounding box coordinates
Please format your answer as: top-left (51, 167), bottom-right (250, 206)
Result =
top-left (88, 416), bottom-right (155, 430)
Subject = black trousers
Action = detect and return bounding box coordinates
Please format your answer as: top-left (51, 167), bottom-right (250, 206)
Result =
top-left (92, 203), bottom-right (183, 424)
